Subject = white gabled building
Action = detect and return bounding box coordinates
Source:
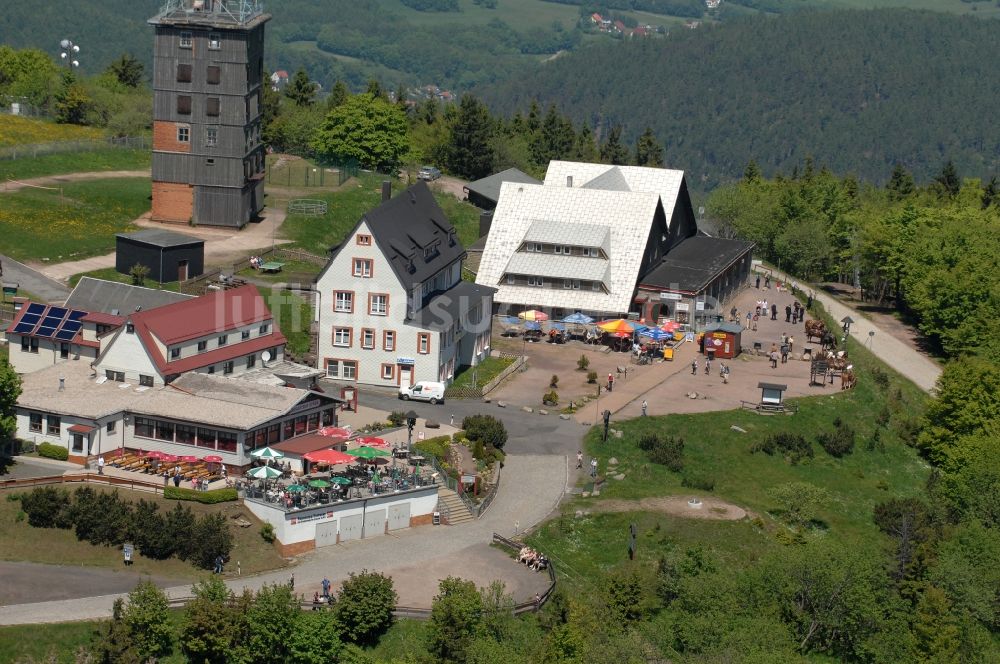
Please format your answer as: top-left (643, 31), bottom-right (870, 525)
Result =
top-left (315, 182), bottom-right (495, 388)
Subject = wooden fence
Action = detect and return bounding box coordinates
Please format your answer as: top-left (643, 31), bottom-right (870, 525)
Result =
top-left (481, 354), bottom-right (526, 396)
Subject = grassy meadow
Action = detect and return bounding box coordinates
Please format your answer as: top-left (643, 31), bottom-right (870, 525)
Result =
top-left (68, 266), bottom-right (180, 291)
top-left (0, 177), bottom-right (150, 262)
top-left (0, 115), bottom-right (104, 148)
top-left (0, 149), bottom-right (150, 182)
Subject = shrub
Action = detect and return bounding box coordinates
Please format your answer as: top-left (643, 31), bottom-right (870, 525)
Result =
top-left (638, 434), bottom-right (660, 452)
top-left (817, 423), bottom-right (855, 457)
top-left (648, 437), bottom-right (685, 472)
top-left (471, 439), bottom-right (486, 461)
top-left (260, 522), bottom-right (276, 543)
top-left (870, 366), bottom-right (890, 390)
top-left (461, 415), bottom-right (508, 450)
top-left (587, 371), bottom-right (598, 384)
top-left (37, 442), bottom-right (68, 461)
top-left (542, 390), bottom-right (559, 405)
top-left (388, 411), bottom-right (406, 427)
top-left (189, 513), bottom-right (234, 570)
top-left (577, 354), bottom-right (590, 371)
top-left (131, 499), bottom-right (174, 560)
top-left (164, 487), bottom-right (238, 504)
top-left (415, 434), bottom-right (451, 461)
top-left (20, 486), bottom-right (73, 528)
top-left (681, 470), bottom-right (715, 491)
top-left (752, 433), bottom-right (814, 465)
top-left (550, 374), bottom-right (559, 388)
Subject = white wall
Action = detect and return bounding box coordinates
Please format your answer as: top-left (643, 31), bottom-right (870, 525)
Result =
top-left (94, 326), bottom-right (164, 385)
top-left (4, 334), bottom-right (97, 375)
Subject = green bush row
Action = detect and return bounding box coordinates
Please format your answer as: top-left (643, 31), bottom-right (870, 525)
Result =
top-left (164, 486), bottom-right (238, 504)
top-left (38, 442), bottom-right (69, 461)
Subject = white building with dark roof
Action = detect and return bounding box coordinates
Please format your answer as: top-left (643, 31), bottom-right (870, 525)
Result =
top-left (315, 181), bottom-right (495, 388)
top-left (476, 161), bottom-right (698, 318)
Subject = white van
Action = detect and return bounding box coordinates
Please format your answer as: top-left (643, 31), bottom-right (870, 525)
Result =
top-left (398, 381), bottom-right (446, 404)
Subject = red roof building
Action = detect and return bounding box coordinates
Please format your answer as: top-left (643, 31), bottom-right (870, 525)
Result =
top-left (93, 284), bottom-right (287, 385)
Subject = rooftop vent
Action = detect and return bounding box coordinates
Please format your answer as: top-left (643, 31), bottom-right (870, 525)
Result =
top-left (567, 175), bottom-right (573, 188)
top-left (58, 377), bottom-right (65, 391)
top-left (135, 305), bottom-right (142, 312)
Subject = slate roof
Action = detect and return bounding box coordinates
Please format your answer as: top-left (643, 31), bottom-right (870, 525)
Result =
top-left (476, 181), bottom-right (662, 313)
top-left (117, 229), bottom-right (204, 248)
top-left (410, 281), bottom-right (496, 332)
top-left (327, 182), bottom-right (465, 292)
top-left (65, 277), bottom-right (193, 315)
top-left (463, 168), bottom-right (541, 206)
top-left (522, 220), bottom-right (609, 250)
top-left (639, 236), bottom-right (754, 293)
top-left (504, 252), bottom-right (610, 283)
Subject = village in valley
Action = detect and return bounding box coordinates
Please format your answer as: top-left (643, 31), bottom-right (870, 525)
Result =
top-left (0, 0), bottom-right (997, 661)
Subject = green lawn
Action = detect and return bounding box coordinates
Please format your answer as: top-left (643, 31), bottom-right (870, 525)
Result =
top-left (68, 266), bottom-right (180, 291)
top-left (0, 178), bottom-right (150, 262)
top-left (279, 172), bottom-right (481, 255)
top-left (257, 286), bottom-right (313, 357)
top-left (0, 115), bottom-right (104, 148)
top-left (236, 258), bottom-right (321, 284)
top-left (447, 354), bottom-right (515, 395)
top-left (0, 149), bottom-right (150, 181)
top-left (0, 610), bottom-right (187, 664)
top-left (0, 486), bottom-right (286, 579)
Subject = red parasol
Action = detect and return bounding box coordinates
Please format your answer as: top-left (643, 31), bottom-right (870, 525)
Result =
top-left (143, 450), bottom-right (164, 459)
top-left (318, 426), bottom-right (353, 439)
top-left (179, 455), bottom-right (198, 462)
top-left (303, 449), bottom-right (355, 465)
top-left (160, 454), bottom-right (178, 463)
top-left (357, 436), bottom-right (389, 448)
top-left (202, 455), bottom-right (223, 463)
top-left (661, 320), bottom-right (681, 332)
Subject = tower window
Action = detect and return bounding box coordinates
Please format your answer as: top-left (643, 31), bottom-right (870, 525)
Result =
top-left (206, 127), bottom-right (217, 147)
top-left (206, 65), bottom-right (221, 85)
top-left (206, 97), bottom-right (220, 117)
top-left (208, 33), bottom-right (221, 50)
top-left (179, 31), bottom-right (192, 48)
top-left (176, 64), bottom-right (192, 83)
top-left (177, 95), bottom-right (192, 115)
top-left (177, 126), bottom-right (190, 143)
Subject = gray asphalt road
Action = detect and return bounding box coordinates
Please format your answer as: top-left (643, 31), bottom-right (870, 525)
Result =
top-left (0, 254), bottom-right (70, 302)
top-left (360, 389), bottom-right (588, 456)
top-left (0, 561), bottom-right (180, 605)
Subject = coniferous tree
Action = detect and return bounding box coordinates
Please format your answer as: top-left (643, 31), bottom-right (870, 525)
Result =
top-left (634, 126), bottom-right (663, 167)
top-left (526, 100), bottom-right (541, 133)
top-left (600, 125), bottom-right (629, 165)
top-left (532, 105), bottom-right (575, 167)
top-left (934, 160), bottom-right (960, 198)
top-left (326, 80), bottom-right (349, 110)
top-left (743, 160), bottom-right (762, 183)
top-left (284, 68), bottom-right (316, 107)
top-left (394, 83), bottom-right (408, 112)
top-left (446, 94), bottom-right (495, 180)
top-left (887, 163), bottom-right (915, 200)
top-left (366, 78), bottom-right (385, 100)
top-left (106, 53), bottom-right (144, 88)
top-left (981, 175), bottom-right (998, 209)
top-left (574, 123), bottom-right (598, 162)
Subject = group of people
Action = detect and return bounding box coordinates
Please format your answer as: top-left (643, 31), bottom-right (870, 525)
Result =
top-left (768, 333), bottom-right (796, 368)
top-left (248, 255), bottom-right (266, 269)
top-left (518, 546), bottom-right (549, 572)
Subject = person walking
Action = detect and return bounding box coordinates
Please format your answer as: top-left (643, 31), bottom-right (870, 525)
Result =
top-left (607, 373), bottom-right (614, 393)
top-left (746, 311), bottom-right (752, 330)
top-left (721, 364), bottom-right (730, 384)
top-left (755, 274), bottom-right (761, 289)
top-left (289, 572), bottom-right (295, 590)
top-left (705, 357), bottom-right (711, 375)
top-left (752, 313), bottom-right (758, 331)
top-left (322, 577), bottom-right (331, 599)
top-left (770, 350), bottom-right (779, 369)
top-left (806, 293), bottom-right (813, 309)
top-left (765, 275), bottom-right (770, 288)
top-left (785, 305), bottom-right (792, 322)
top-left (97, 455), bottom-right (105, 476)
top-left (771, 304), bottom-right (778, 320)
top-left (590, 457), bottom-right (598, 478)
top-left (781, 343), bottom-right (789, 364)
top-left (730, 306), bottom-right (738, 321)
top-left (576, 450), bottom-right (583, 469)
top-left (788, 335), bottom-right (795, 353)
top-left (691, 358), bottom-right (698, 375)
top-left (641, 400), bottom-right (648, 416)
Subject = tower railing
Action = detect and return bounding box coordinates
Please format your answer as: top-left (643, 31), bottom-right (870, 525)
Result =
top-left (155, 0), bottom-right (264, 25)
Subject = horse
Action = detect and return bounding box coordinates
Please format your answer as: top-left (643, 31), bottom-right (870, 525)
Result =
top-left (841, 367), bottom-right (857, 390)
top-left (805, 319), bottom-right (827, 343)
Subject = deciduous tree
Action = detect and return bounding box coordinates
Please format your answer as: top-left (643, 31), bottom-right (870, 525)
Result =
top-left (427, 576), bottom-right (483, 662)
top-left (333, 570), bottom-right (397, 646)
top-left (313, 93), bottom-right (409, 173)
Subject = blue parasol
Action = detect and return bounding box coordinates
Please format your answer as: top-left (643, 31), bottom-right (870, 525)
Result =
top-left (640, 327), bottom-right (670, 341)
top-left (523, 321), bottom-right (542, 331)
top-left (548, 322), bottom-right (566, 331)
top-left (562, 312), bottom-right (594, 324)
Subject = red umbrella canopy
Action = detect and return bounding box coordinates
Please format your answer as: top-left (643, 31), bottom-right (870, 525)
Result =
top-left (303, 449), bottom-right (355, 465)
top-left (318, 426), bottom-right (353, 439)
top-left (202, 455), bottom-right (223, 463)
top-left (160, 454), bottom-right (178, 463)
top-left (179, 455), bottom-right (199, 462)
top-left (597, 319), bottom-right (636, 334)
top-left (143, 450), bottom-right (164, 459)
top-left (357, 436), bottom-right (389, 448)
top-left (661, 320), bottom-right (681, 332)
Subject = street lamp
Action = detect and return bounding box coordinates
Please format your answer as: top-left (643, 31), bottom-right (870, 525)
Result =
top-left (405, 410), bottom-right (417, 455)
top-left (59, 39), bottom-right (81, 69)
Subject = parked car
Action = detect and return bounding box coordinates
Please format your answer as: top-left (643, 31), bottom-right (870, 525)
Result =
top-left (417, 166), bottom-right (442, 181)
top-left (399, 380), bottom-right (446, 404)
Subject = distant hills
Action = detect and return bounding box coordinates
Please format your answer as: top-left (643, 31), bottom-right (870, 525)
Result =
top-left (481, 9), bottom-right (1000, 190)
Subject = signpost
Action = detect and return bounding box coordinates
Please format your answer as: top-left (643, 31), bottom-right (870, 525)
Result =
top-left (123, 542), bottom-right (134, 566)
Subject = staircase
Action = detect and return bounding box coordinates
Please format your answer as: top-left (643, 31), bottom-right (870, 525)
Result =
top-left (436, 487), bottom-right (474, 525)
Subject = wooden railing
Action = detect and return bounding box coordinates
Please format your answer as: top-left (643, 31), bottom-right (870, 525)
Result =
top-left (0, 472), bottom-right (166, 494)
top-left (492, 532), bottom-right (557, 613)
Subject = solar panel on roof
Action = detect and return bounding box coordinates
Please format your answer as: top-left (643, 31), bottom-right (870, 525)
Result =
top-left (46, 307), bottom-right (68, 319)
top-left (13, 322), bottom-right (35, 334)
top-left (68, 310), bottom-right (86, 321)
top-left (55, 328), bottom-right (78, 341)
top-left (25, 303), bottom-right (45, 315)
top-left (36, 326), bottom-right (59, 338)
top-left (18, 313), bottom-right (41, 326)
top-left (61, 320), bottom-right (82, 334)
top-left (40, 316), bottom-right (63, 329)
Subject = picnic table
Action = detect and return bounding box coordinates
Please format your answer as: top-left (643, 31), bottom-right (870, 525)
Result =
top-left (259, 261), bottom-right (286, 273)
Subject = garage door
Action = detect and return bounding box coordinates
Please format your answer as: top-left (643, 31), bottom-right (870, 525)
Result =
top-left (363, 508), bottom-right (386, 539)
top-left (339, 514), bottom-right (363, 542)
top-left (315, 519), bottom-right (338, 548)
top-left (387, 503), bottom-right (410, 531)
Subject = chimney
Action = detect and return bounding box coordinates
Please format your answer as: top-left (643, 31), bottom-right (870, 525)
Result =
top-left (59, 377), bottom-right (65, 391)
top-left (381, 180), bottom-right (391, 202)
top-left (566, 175), bottom-right (573, 188)
top-left (479, 211), bottom-right (494, 239)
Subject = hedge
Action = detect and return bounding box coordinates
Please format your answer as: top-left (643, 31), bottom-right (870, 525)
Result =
top-left (164, 486), bottom-right (238, 504)
top-left (38, 442), bottom-right (69, 461)
top-left (414, 435), bottom-right (451, 462)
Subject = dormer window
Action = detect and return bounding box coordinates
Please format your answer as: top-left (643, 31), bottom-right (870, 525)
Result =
top-left (218, 334), bottom-right (228, 347)
top-left (424, 243), bottom-right (439, 260)
top-left (126, 323), bottom-right (135, 334)
top-left (242, 330), bottom-right (250, 340)
top-left (448, 229), bottom-right (456, 246)
top-left (170, 347), bottom-right (181, 359)
top-left (356, 234), bottom-right (372, 246)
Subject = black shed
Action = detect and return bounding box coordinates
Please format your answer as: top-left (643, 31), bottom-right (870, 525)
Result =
top-left (115, 229), bottom-right (204, 283)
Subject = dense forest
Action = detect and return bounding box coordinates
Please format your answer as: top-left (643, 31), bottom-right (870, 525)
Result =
top-left (483, 9), bottom-right (1000, 190)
